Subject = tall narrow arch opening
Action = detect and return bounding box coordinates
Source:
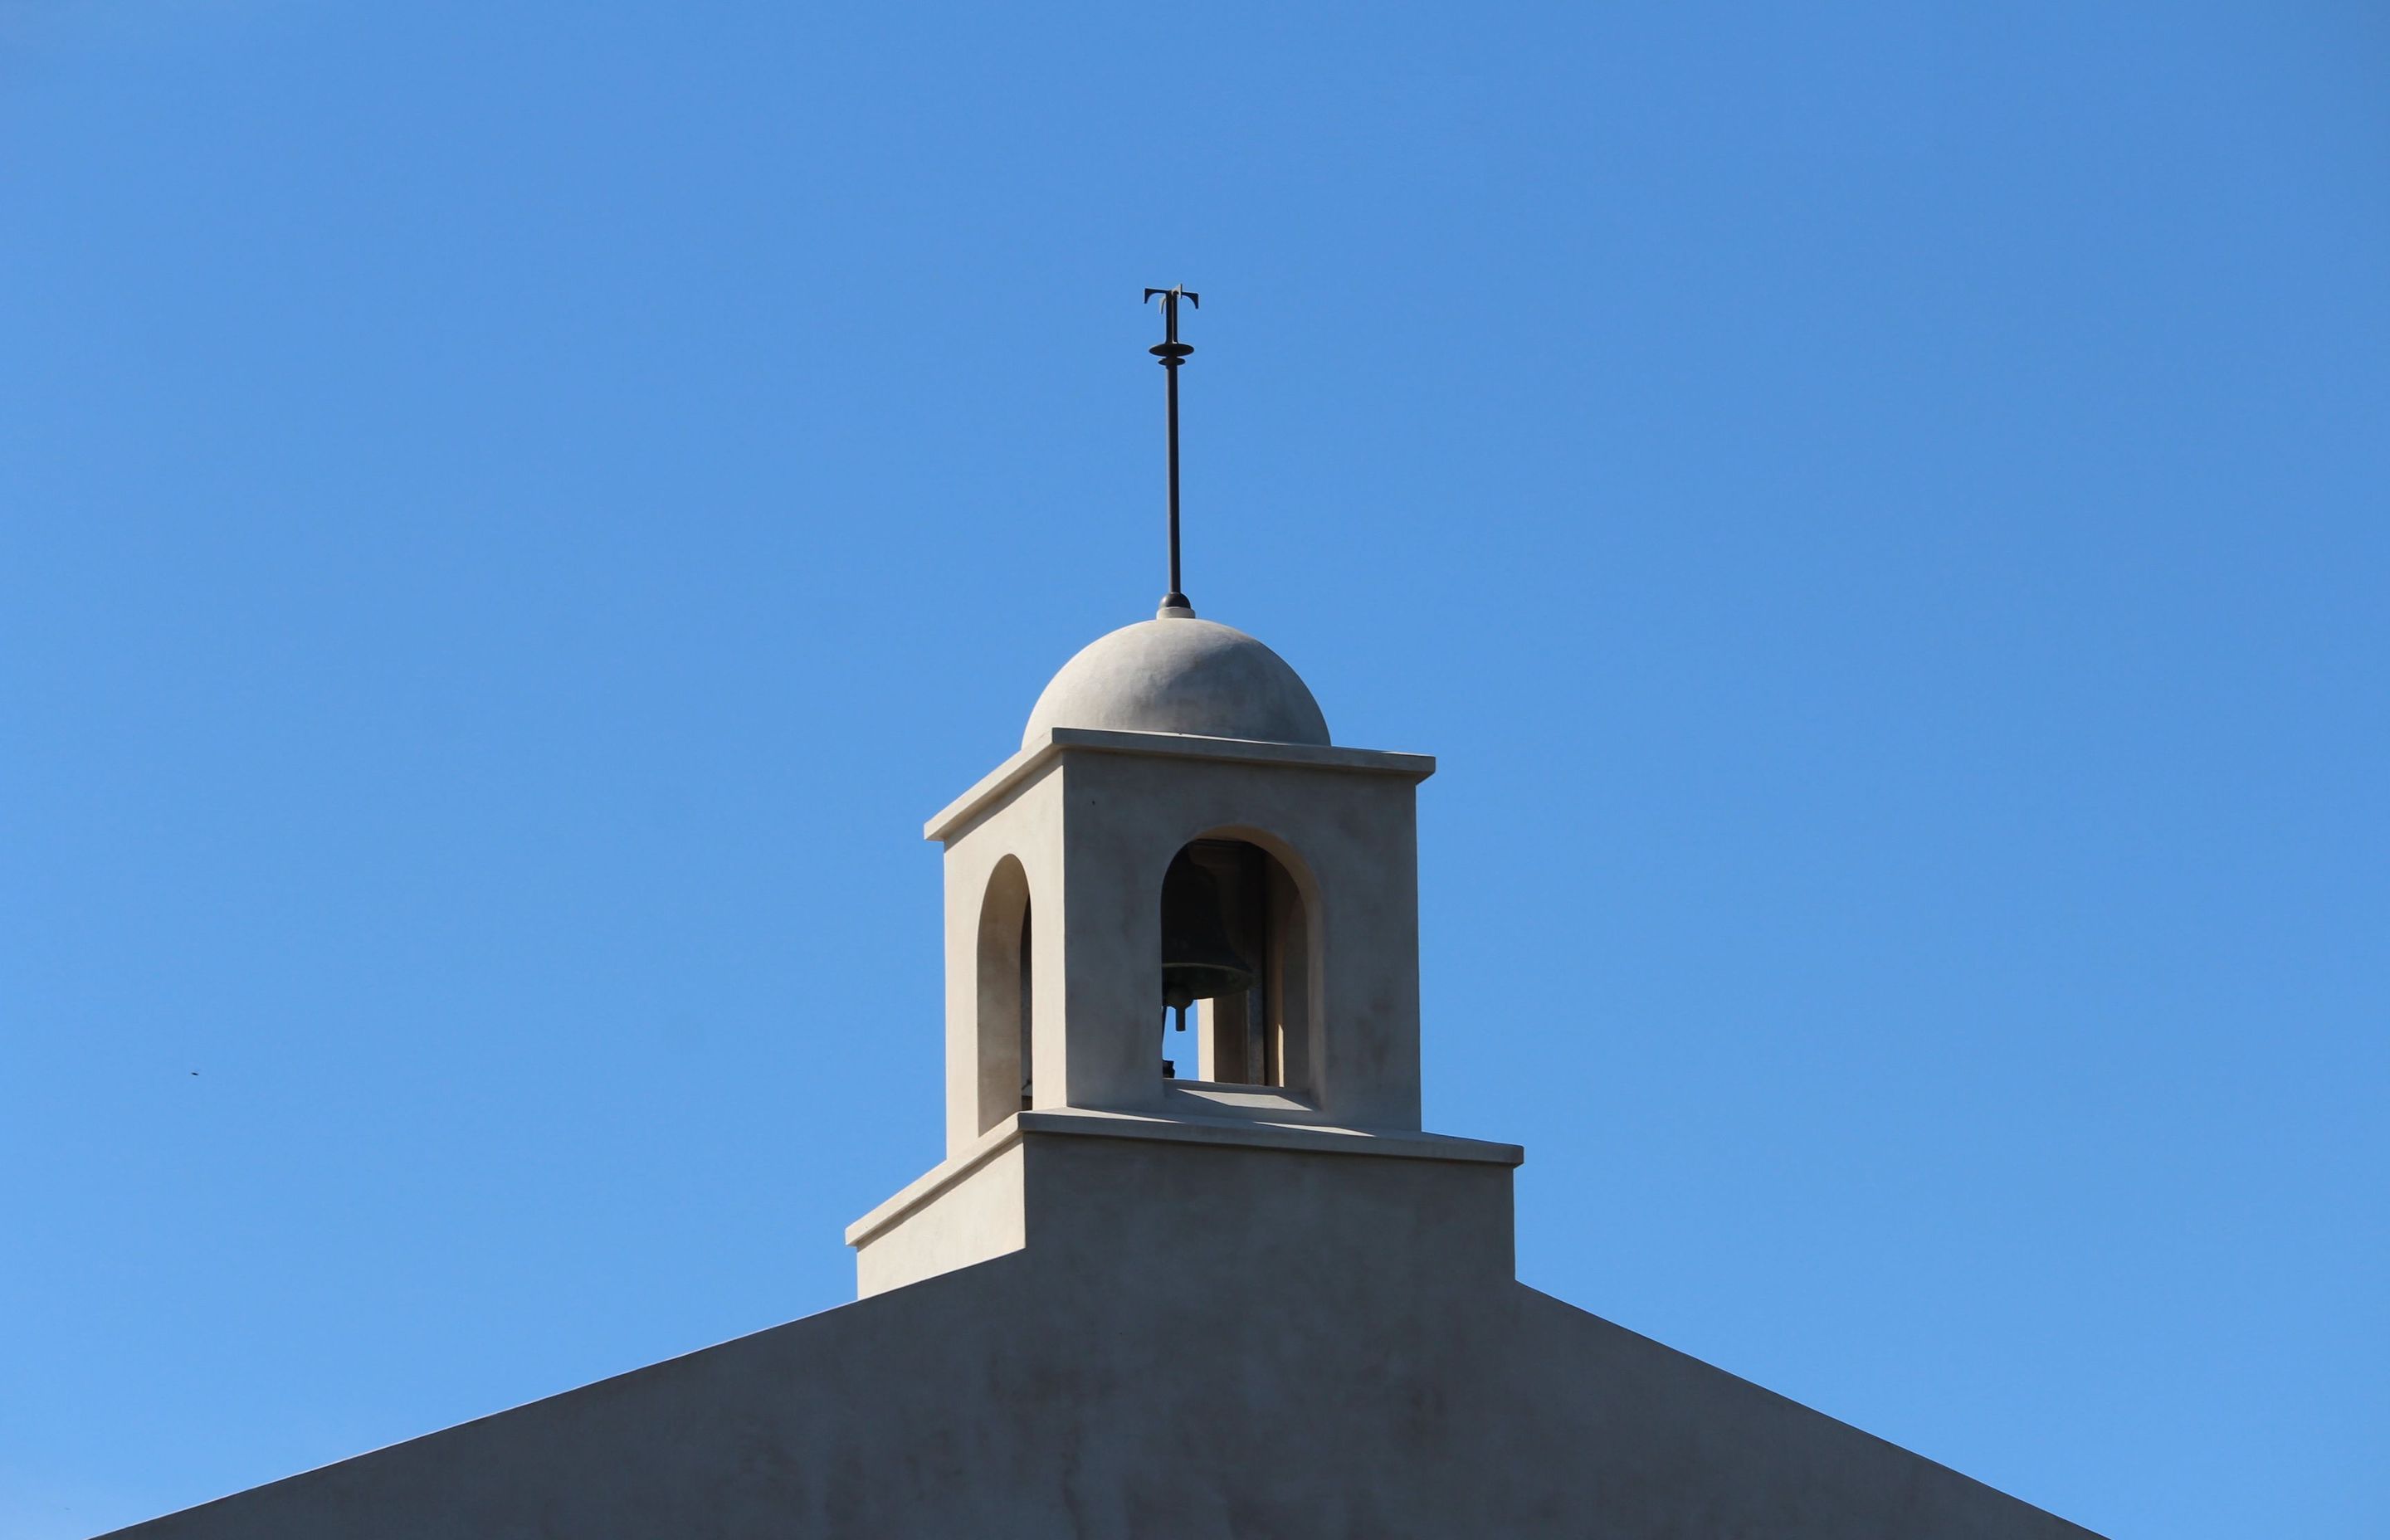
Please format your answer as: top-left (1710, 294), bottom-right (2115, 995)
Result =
top-left (974, 855), bottom-right (1033, 1135)
top-left (1158, 837), bottom-right (1313, 1090)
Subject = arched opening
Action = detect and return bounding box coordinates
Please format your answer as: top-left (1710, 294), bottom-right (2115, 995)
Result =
top-left (1158, 837), bottom-right (1312, 1089)
top-left (974, 856), bottom-right (1033, 1134)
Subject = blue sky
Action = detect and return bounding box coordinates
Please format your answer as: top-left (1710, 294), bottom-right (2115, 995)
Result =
top-left (2, 3), bottom-right (2383, 1536)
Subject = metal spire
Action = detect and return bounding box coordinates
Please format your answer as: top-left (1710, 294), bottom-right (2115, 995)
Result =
top-left (1143, 285), bottom-right (1199, 615)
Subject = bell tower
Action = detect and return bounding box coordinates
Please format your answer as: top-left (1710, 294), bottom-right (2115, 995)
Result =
top-left (846, 290), bottom-right (1520, 1298)
top-left (846, 601), bottom-right (1521, 1297)
top-left (933, 607), bottom-right (1433, 1149)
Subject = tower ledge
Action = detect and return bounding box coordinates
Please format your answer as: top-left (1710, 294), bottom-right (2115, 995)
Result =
top-left (850, 1109), bottom-right (1524, 1253)
top-left (926, 727), bottom-right (1434, 845)
top-left (846, 1108), bottom-right (1525, 1300)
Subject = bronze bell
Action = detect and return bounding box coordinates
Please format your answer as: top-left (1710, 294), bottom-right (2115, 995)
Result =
top-left (1159, 849), bottom-right (1256, 1012)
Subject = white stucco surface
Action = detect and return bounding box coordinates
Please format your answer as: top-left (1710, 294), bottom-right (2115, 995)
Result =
top-left (932, 728), bottom-right (1432, 1147)
top-left (1022, 613), bottom-right (1330, 748)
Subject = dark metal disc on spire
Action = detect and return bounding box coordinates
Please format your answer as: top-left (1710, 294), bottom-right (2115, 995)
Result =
top-left (1143, 285), bottom-right (1200, 615)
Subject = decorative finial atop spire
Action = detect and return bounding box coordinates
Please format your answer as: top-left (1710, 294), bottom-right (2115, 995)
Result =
top-left (1143, 285), bottom-right (1200, 618)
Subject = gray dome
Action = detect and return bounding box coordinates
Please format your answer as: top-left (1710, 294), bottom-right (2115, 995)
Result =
top-left (1025, 613), bottom-right (1330, 748)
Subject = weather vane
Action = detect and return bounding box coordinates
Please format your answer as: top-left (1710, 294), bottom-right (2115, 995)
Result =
top-left (1143, 285), bottom-right (1199, 614)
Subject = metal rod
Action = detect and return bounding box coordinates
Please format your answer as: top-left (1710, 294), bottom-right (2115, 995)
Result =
top-left (1165, 357), bottom-right (1183, 600)
top-left (1143, 286), bottom-right (1198, 612)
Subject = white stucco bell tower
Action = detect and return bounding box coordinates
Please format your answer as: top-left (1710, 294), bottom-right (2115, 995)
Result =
top-left (845, 601), bottom-right (1524, 1298)
top-left (943, 607), bottom-right (1432, 1141)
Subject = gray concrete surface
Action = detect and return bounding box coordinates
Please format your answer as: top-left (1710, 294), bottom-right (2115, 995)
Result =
top-left (100, 1127), bottom-right (2102, 1539)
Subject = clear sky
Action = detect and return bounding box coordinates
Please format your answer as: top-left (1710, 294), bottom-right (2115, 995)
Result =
top-left (2, 3), bottom-right (2383, 1537)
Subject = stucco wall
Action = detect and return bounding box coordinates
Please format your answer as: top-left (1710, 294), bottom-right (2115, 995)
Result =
top-left (101, 1133), bottom-right (2100, 1540)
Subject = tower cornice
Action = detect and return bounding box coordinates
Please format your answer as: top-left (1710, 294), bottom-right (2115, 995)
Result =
top-left (926, 727), bottom-right (1435, 846)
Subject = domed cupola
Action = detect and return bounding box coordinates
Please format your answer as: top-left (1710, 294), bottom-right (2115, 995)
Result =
top-left (1022, 604), bottom-right (1329, 749)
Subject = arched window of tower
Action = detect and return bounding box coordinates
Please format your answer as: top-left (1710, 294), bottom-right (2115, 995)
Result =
top-left (973, 855), bottom-right (1033, 1134)
top-left (1158, 838), bottom-right (1310, 1089)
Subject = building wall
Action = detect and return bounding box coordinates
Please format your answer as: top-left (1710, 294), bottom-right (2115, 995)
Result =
top-left (101, 1133), bottom-right (2100, 1540)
